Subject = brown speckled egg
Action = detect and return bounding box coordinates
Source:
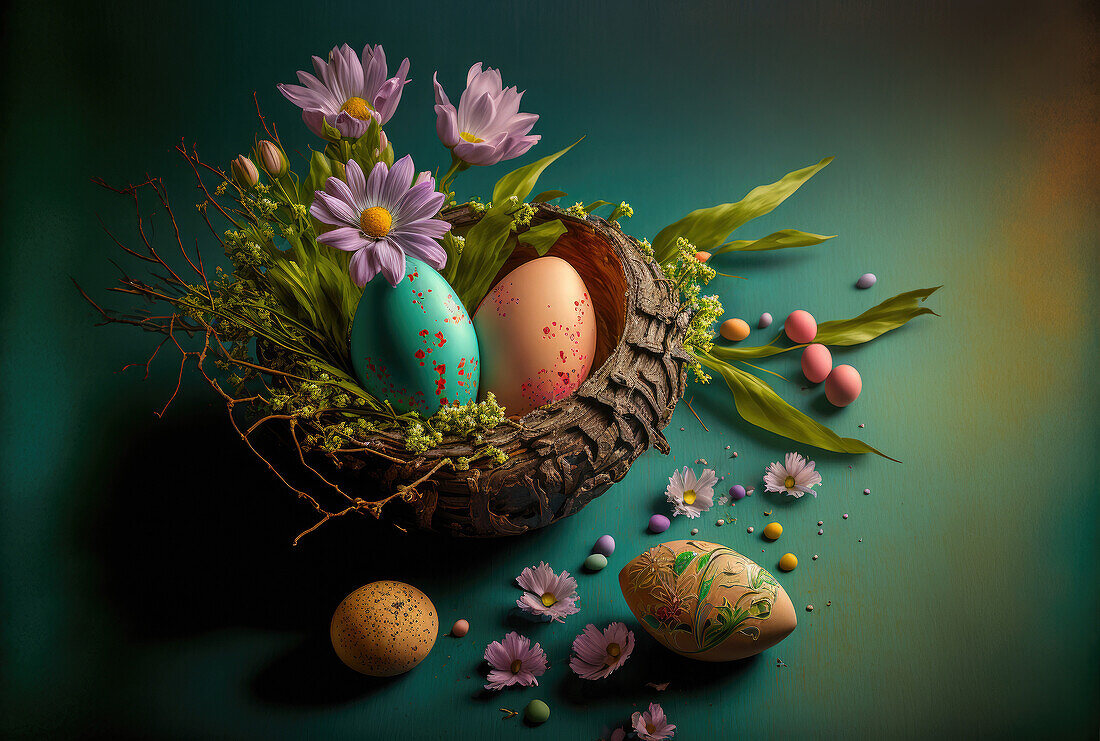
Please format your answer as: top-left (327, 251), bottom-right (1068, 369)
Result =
top-left (330, 581), bottom-right (438, 676)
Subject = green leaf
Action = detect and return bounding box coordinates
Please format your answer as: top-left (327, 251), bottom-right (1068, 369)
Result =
top-left (320, 117), bottom-right (342, 143)
top-left (699, 354), bottom-right (898, 460)
top-left (652, 156), bottom-right (833, 262)
top-left (303, 150), bottom-right (334, 200)
top-left (582, 200), bottom-right (613, 214)
top-left (531, 190), bottom-right (567, 203)
top-left (710, 286), bottom-right (941, 362)
top-left (516, 219), bottom-right (567, 256)
top-left (699, 575), bottom-right (715, 601)
top-left (713, 229), bottom-right (835, 255)
top-left (641, 614), bottom-right (663, 632)
top-left (673, 551), bottom-right (698, 576)
top-left (447, 200), bottom-right (517, 310)
top-left (695, 552), bottom-right (712, 573)
top-left (491, 137), bottom-right (583, 205)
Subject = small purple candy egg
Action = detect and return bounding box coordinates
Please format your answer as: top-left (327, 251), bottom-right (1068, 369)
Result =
top-left (856, 273), bottom-right (877, 289)
top-left (648, 514), bottom-right (671, 533)
top-left (758, 312), bottom-right (773, 329)
top-left (592, 534), bottom-right (616, 556)
top-left (729, 484), bottom-right (747, 500)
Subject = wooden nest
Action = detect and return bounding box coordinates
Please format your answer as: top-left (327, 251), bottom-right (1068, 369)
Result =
top-left (359, 203), bottom-right (691, 537)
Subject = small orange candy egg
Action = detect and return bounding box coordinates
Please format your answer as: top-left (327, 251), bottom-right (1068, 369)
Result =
top-left (778, 553), bottom-right (798, 572)
top-left (763, 522), bottom-right (783, 540)
top-left (720, 318), bottom-right (751, 341)
top-left (694, 251), bottom-right (712, 262)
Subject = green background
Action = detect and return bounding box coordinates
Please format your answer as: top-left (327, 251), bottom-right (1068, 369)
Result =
top-left (2, 1), bottom-right (1097, 738)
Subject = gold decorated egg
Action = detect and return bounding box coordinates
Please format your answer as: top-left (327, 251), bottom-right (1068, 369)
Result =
top-left (619, 540), bottom-right (796, 662)
top-left (330, 581), bottom-right (438, 676)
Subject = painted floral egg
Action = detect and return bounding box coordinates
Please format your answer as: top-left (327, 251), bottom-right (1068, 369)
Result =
top-left (472, 257), bottom-right (596, 417)
top-left (330, 581), bottom-right (438, 677)
top-left (619, 540), bottom-right (796, 662)
top-left (350, 257), bottom-right (479, 415)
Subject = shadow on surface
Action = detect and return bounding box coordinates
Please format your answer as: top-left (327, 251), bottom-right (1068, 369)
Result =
top-left (83, 404), bottom-right (525, 706)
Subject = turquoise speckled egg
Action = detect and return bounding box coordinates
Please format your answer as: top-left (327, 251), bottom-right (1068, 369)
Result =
top-left (349, 257), bottom-right (480, 415)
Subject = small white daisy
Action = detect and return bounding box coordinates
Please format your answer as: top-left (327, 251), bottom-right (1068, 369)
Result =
top-left (665, 467), bottom-right (717, 518)
top-left (763, 453), bottom-right (823, 498)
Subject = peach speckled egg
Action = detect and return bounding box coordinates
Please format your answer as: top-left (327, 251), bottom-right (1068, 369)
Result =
top-left (473, 257), bottom-right (596, 417)
top-left (784, 310), bottom-right (817, 344)
top-left (330, 581), bottom-right (438, 677)
top-left (825, 364), bottom-right (862, 407)
top-left (800, 343), bottom-right (832, 383)
top-left (619, 540), bottom-right (796, 662)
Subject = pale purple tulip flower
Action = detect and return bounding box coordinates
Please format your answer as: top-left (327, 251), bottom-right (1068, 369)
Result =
top-left (278, 44), bottom-right (410, 139)
top-left (483, 632), bottom-right (548, 690)
top-left (433, 63), bottom-right (540, 166)
top-left (309, 155), bottom-right (450, 287)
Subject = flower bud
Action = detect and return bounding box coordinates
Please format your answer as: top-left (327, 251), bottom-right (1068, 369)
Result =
top-left (231, 155), bottom-right (259, 188)
top-left (414, 170), bottom-right (433, 187)
top-left (257, 140), bottom-right (288, 177)
top-left (378, 131), bottom-right (389, 152)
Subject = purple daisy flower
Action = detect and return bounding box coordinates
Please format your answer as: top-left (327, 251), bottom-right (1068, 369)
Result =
top-left (632, 703), bottom-right (676, 740)
top-left (433, 63), bottom-right (540, 166)
top-left (569, 622), bottom-right (635, 680)
top-left (278, 43), bottom-right (410, 140)
top-left (483, 632), bottom-right (548, 691)
top-left (310, 155), bottom-right (450, 288)
top-left (515, 562), bottom-right (579, 623)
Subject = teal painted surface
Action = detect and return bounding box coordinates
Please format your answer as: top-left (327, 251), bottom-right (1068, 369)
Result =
top-left (1, 1), bottom-right (1097, 738)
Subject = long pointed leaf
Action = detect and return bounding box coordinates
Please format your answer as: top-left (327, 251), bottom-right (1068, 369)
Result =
top-left (700, 354), bottom-right (897, 460)
top-left (652, 157), bottom-right (833, 261)
top-left (491, 138), bottom-right (583, 205)
top-left (713, 229), bottom-right (835, 255)
top-left (711, 286), bottom-right (941, 361)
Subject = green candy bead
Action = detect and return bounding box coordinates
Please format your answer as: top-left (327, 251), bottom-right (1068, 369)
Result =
top-left (524, 699), bottom-right (550, 724)
top-left (584, 553), bottom-right (608, 571)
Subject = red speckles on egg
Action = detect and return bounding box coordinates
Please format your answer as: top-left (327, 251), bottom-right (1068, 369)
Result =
top-left (471, 257), bottom-right (597, 417)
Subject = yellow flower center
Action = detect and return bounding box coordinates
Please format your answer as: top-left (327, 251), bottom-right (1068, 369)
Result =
top-left (510, 659), bottom-right (523, 674)
top-left (540, 592), bottom-right (557, 607)
top-left (339, 96), bottom-right (373, 120)
top-left (459, 131), bottom-right (484, 143)
top-left (646, 723), bottom-right (656, 734)
top-left (784, 475), bottom-right (796, 488)
top-left (359, 206), bottom-right (392, 238)
top-left (683, 489), bottom-right (696, 505)
top-left (605, 643), bottom-right (621, 663)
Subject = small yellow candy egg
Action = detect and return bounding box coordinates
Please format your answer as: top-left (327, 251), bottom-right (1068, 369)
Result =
top-left (762, 522), bottom-right (783, 540)
top-left (778, 553), bottom-right (798, 572)
top-left (720, 318), bottom-right (751, 342)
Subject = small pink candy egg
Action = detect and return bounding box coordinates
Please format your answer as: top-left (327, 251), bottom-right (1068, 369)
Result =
top-left (800, 343), bottom-right (833, 384)
top-left (824, 364), bottom-right (862, 407)
top-left (784, 310), bottom-right (817, 344)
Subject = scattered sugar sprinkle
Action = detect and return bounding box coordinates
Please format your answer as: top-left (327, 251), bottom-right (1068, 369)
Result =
top-left (806, 604), bottom-right (814, 612)
top-left (764, 510), bottom-right (772, 516)
top-left (695, 458), bottom-right (708, 465)
top-left (863, 488), bottom-right (871, 495)
top-left (747, 526), bottom-right (754, 533)
top-left (818, 529), bottom-right (824, 535)
top-left (858, 423), bottom-right (865, 428)
top-left (690, 528), bottom-right (699, 535)
top-left (842, 513), bottom-right (849, 519)
top-left (679, 427), bottom-right (685, 431)
top-left (812, 554), bottom-right (819, 560)
top-left (859, 538), bottom-right (863, 542)
top-left (826, 601), bottom-right (832, 607)
top-left (716, 519), bottom-right (725, 526)
top-left (817, 521), bottom-right (823, 526)
top-left (725, 445), bottom-right (731, 450)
